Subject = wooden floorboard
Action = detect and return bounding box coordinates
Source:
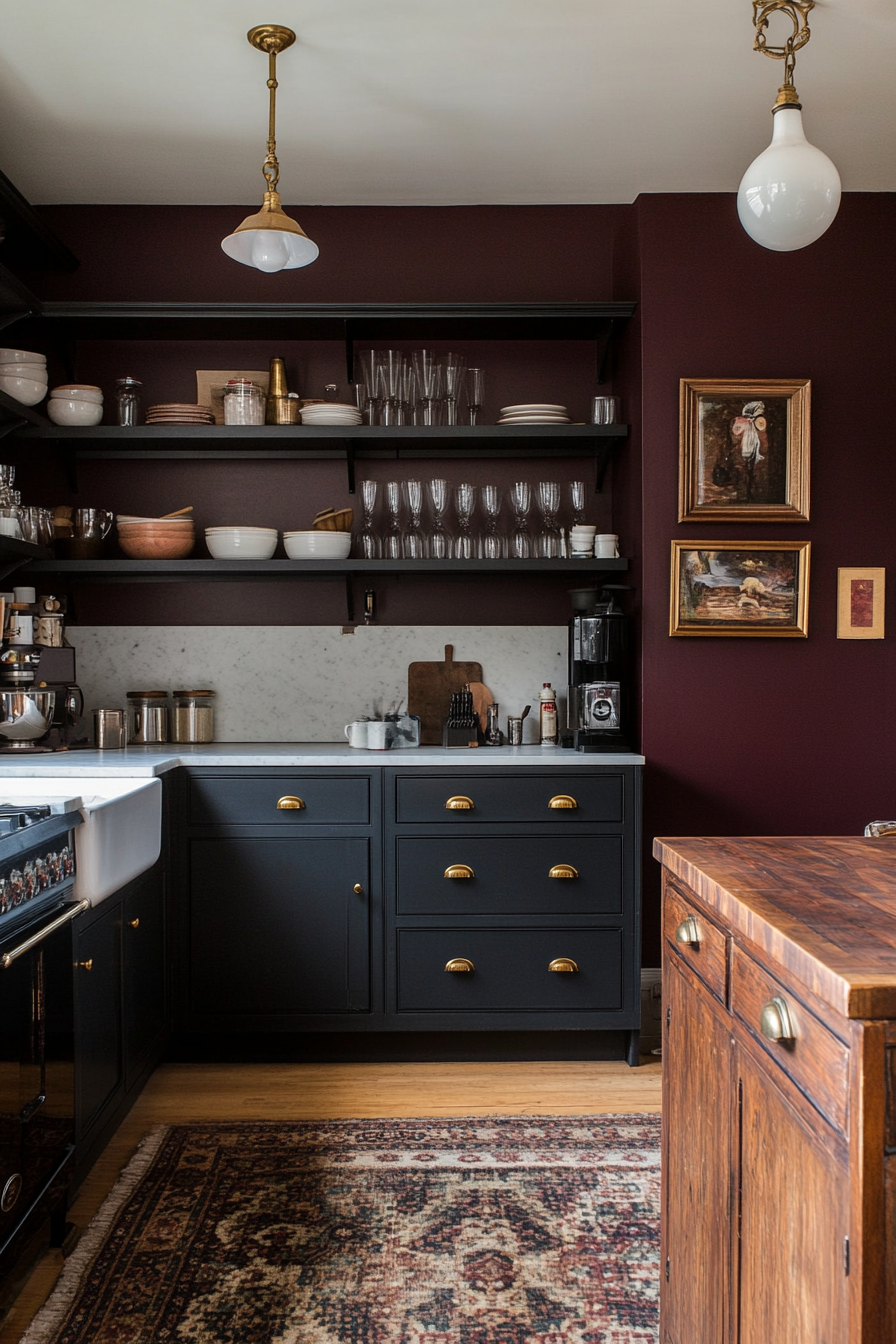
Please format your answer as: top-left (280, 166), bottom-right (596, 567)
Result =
top-left (0, 1058), bottom-right (662, 1342)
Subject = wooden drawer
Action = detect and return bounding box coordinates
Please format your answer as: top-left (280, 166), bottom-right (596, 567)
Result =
top-left (189, 774), bottom-right (370, 826)
top-left (393, 772), bottom-right (624, 825)
top-left (730, 942), bottom-right (850, 1137)
top-left (396, 835), bottom-right (623, 915)
top-left (396, 927), bottom-right (623, 1012)
top-left (663, 878), bottom-right (728, 1005)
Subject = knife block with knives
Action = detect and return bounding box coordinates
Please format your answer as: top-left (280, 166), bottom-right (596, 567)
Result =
top-left (407, 644), bottom-right (493, 746)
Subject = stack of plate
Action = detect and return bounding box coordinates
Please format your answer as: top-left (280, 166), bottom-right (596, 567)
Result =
top-left (146, 403), bottom-right (215, 425)
top-left (300, 402), bottom-right (362, 427)
top-left (0, 348), bottom-right (48, 407)
top-left (498, 402), bottom-right (570, 425)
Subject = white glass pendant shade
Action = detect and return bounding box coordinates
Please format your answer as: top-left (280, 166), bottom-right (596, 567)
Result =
top-left (737, 105), bottom-right (841, 252)
top-left (222, 190), bottom-right (319, 272)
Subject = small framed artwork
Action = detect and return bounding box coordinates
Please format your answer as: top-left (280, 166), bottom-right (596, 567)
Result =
top-left (670, 541), bottom-right (811, 637)
top-left (837, 568), bottom-right (885, 639)
top-left (678, 378), bottom-right (810, 523)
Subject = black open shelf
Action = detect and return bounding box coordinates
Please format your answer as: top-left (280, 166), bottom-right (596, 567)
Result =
top-left (21, 556), bottom-right (628, 581)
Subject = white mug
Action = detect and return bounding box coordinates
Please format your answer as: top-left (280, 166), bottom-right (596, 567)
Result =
top-left (366, 720), bottom-right (388, 750)
top-left (345, 721), bottom-right (369, 748)
top-left (594, 534), bottom-right (619, 558)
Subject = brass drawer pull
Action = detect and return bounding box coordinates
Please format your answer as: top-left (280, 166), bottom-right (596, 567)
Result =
top-left (445, 796), bottom-right (474, 810)
top-left (760, 995), bottom-right (795, 1043)
top-left (445, 958), bottom-right (475, 973)
top-left (549, 958), bottom-right (579, 973)
top-left (129, 918), bottom-right (140, 929)
top-left (444, 864), bottom-right (475, 879)
top-left (277, 796), bottom-right (305, 810)
top-left (549, 864), bottom-right (579, 879)
top-left (549, 795), bottom-right (577, 810)
top-left (675, 915), bottom-right (700, 947)
top-left (78, 959), bottom-right (93, 972)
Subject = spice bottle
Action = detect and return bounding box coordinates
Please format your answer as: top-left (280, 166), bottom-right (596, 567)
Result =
top-left (539, 683), bottom-right (558, 746)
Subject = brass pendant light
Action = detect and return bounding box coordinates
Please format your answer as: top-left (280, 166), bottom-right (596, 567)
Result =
top-left (221, 25), bottom-right (319, 273)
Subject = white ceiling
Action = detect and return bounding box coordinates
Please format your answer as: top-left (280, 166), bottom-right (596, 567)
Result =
top-left (2, 0), bottom-right (895, 207)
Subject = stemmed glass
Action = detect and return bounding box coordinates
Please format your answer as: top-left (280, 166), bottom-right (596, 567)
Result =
top-left (398, 360), bottom-right (417, 426)
top-left (441, 353), bottom-right (467, 426)
top-left (356, 350), bottom-right (380, 426)
top-left (466, 368), bottom-right (485, 425)
top-left (384, 481), bottom-right (403, 559)
top-left (427, 479), bottom-right (453, 559)
top-left (413, 351), bottom-right (443, 426)
top-left (354, 480), bottom-right (381, 558)
top-left (402, 481), bottom-right (426, 558)
top-left (480, 485), bottom-right (503, 559)
top-left (536, 480), bottom-right (561, 557)
top-left (569, 480), bottom-right (586, 528)
top-left (454, 482), bottom-right (477, 559)
top-left (509, 481), bottom-right (532, 558)
top-left (375, 350), bottom-right (403, 426)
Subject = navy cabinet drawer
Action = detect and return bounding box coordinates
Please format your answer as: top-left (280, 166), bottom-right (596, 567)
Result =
top-left (396, 928), bottom-right (623, 1012)
top-left (189, 774), bottom-right (370, 826)
top-left (393, 773), bottom-right (624, 825)
top-left (396, 835), bottom-right (623, 915)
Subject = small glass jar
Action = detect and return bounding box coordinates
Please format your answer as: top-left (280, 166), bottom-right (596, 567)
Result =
top-left (223, 379), bottom-right (264, 426)
top-left (126, 690), bottom-right (169, 744)
top-left (171, 690), bottom-right (216, 743)
top-left (115, 377), bottom-right (143, 426)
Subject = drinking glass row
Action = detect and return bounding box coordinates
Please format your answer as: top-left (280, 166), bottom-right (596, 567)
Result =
top-left (354, 351), bottom-right (484, 426)
top-left (354, 480), bottom-right (590, 559)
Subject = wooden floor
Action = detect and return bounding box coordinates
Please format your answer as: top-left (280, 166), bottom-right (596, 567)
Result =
top-left (1, 1058), bottom-right (661, 1342)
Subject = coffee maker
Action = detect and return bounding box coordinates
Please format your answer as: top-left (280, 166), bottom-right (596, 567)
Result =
top-left (566, 584), bottom-right (632, 752)
top-left (0, 594), bottom-right (86, 748)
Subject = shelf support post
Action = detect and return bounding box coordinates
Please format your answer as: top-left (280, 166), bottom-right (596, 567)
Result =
top-left (345, 439), bottom-right (356, 494)
top-left (344, 573), bottom-right (355, 624)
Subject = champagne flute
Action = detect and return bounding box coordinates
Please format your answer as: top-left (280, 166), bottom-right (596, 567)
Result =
top-left (536, 480), bottom-right (560, 558)
top-left (402, 480), bottom-right (426, 558)
top-left (441, 353), bottom-right (466, 427)
top-left (384, 481), bottom-right (403, 559)
top-left (413, 351), bottom-right (443, 427)
top-left (480, 484), bottom-right (503, 559)
top-left (454, 482), bottom-right (477, 559)
top-left (509, 481), bottom-right (532, 558)
top-left (427, 478), bottom-right (453, 559)
top-left (354, 480), bottom-right (381, 558)
top-left (467, 368), bottom-right (485, 425)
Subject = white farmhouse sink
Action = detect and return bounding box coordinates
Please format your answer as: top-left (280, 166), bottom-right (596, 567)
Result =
top-left (0, 777), bottom-right (162, 904)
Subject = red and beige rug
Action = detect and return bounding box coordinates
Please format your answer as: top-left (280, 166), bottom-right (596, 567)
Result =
top-left (23, 1116), bottom-right (660, 1344)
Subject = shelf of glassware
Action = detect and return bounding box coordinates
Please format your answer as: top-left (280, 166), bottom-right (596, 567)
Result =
top-left (12, 423), bottom-right (628, 448)
top-left (19, 557), bottom-right (628, 582)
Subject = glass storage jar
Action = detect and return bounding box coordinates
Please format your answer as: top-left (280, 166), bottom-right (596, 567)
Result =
top-left (223, 379), bottom-right (264, 426)
top-left (126, 690), bottom-right (169, 743)
top-left (171, 689), bottom-right (216, 743)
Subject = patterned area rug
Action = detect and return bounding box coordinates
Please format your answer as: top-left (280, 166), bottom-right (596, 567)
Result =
top-left (23, 1116), bottom-right (660, 1344)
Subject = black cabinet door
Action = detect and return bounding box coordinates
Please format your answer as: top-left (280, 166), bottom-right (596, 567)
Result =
top-left (123, 871), bottom-right (166, 1085)
top-left (189, 837), bottom-right (370, 1016)
top-left (73, 903), bottom-right (122, 1139)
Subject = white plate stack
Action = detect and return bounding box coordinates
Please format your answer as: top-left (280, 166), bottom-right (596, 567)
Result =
top-left (0, 348), bottom-right (48, 407)
top-left (300, 402), bottom-right (362, 427)
top-left (498, 402), bottom-right (570, 425)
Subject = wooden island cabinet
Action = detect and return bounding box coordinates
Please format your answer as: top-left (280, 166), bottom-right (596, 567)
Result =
top-left (654, 835), bottom-right (896, 1344)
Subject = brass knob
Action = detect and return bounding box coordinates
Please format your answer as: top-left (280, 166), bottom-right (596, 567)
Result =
top-left (445, 958), bottom-right (475, 973)
top-left (277, 796), bottom-right (305, 810)
top-left (549, 795), bottom-right (577, 810)
top-left (549, 864), bottom-right (579, 879)
top-left (548, 958), bottom-right (579, 973)
top-left (445, 796), bottom-right (474, 810)
top-left (353, 884), bottom-right (364, 895)
top-left (674, 915), bottom-right (700, 947)
top-left (760, 996), bottom-right (795, 1043)
top-left (129, 918), bottom-right (140, 929)
top-left (78, 959), bottom-right (93, 972)
top-left (444, 864), bottom-right (475, 879)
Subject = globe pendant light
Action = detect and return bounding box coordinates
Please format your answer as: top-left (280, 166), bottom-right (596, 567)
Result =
top-left (737, 0), bottom-right (840, 252)
top-left (222, 25), bottom-right (319, 273)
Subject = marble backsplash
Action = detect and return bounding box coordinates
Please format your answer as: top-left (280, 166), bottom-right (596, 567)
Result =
top-left (67, 626), bottom-right (568, 743)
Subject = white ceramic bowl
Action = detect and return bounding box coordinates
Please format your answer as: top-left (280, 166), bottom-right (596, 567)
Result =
top-left (46, 398), bottom-right (103, 426)
top-left (0, 349), bottom-right (46, 366)
top-left (51, 385), bottom-right (104, 405)
top-left (283, 531), bottom-right (352, 559)
top-left (205, 527), bottom-right (278, 560)
top-left (3, 363), bottom-right (49, 380)
top-left (0, 373), bottom-right (48, 406)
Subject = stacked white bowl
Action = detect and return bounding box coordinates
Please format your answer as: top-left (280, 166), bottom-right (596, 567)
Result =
top-left (283, 530), bottom-right (352, 559)
top-left (47, 383), bottom-right (104, 427)
top-left (300, 402), bottom-right (362, 427)
top-left (570, 525), bottom-right (597, 556)
top-left (205, 526), bottom-right (278, 560)
top-left (0, 348), bottom-right (48, 407)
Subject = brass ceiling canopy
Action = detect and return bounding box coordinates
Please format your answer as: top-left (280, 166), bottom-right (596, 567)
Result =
top-left (750, 0), bottom-right (814, 110)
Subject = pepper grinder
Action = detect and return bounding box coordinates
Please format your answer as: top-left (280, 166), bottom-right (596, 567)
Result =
top-left (266, 357), bottom-right (288, 424)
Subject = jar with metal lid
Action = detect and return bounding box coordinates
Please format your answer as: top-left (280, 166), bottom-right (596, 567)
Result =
top-left (171, 689), bottom-right (216, 743)
top-left (126, 690), bottom-right (169, 744)
top-left (115, 377), bottom-right (143, 426)
top-left (223, 379), bottom-right (264, 426)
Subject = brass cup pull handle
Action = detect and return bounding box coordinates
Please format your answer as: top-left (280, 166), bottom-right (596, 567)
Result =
top-left (78, 959), bottom-right (93, 972)
top-left (549, 958), bottom-right (579, 973)
top-left (277, 796), bottom-right (306, 810)
top-left (548, 795), bottom-right (577, 810)
top-left (445, 796), bottom-right (474, 810)
top-left (445, 958), bottom-right (475, 973)
top-left (674, 915), bottom-right (700, 947)
top-left (549, 864), bottom-right (579, 879)
top-left (444, 864), bottom-right (475, 879)
top-left (760, 995), bottom-right (795, 1043)
top-left (129, 918), bottom-right (140, 929)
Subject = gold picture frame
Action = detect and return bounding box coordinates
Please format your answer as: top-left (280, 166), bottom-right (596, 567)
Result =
top-left (837, 567), bottom-right (885, 639)
top-left (670, 541), bottom-right (811, 638)
top-left (678, 378), bottom-right (810, 523)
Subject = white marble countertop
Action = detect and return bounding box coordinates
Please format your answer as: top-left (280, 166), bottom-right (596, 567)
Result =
top-left (0, 743), bottom-right (645, 777)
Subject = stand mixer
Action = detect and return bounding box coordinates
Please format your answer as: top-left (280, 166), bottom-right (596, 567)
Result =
top-left (0, 591), bottom-right (86, 750)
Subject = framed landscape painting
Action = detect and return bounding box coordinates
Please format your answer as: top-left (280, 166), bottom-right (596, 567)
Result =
top-left (678, 378), bottom-right (810, 523)
top-left (670, 541), bottom-right (811, 637)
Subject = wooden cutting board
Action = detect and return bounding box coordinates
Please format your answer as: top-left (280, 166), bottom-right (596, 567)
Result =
top-left (408, 644), bottom-right (483, 745)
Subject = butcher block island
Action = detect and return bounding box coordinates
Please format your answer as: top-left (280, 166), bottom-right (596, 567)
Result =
top-left (654, 835), bottom-right (896, 1344)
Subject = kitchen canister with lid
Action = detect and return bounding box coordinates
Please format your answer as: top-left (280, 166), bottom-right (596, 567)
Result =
top-left (171, 689), bottom-right (216, 743)
top-left (126, 690), bottom-right (169, 744)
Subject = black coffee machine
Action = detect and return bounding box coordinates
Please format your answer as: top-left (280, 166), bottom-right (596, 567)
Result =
top-left (566, 584), bottom-right (632, 752)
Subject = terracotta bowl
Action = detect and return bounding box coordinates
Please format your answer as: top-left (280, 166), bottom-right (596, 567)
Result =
top-left (117, 527), bottom-right (195, 559)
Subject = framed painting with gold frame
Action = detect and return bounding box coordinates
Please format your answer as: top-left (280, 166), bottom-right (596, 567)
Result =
top-left (670, 541), bottom-right (810, 638)
top-left (678, 378), bottom-right (810, 523)
top-left (837, 568), bottom-right (885, 639)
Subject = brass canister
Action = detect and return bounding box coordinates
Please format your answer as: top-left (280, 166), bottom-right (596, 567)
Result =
top-left (266, 357), bottom-right (289, 423)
